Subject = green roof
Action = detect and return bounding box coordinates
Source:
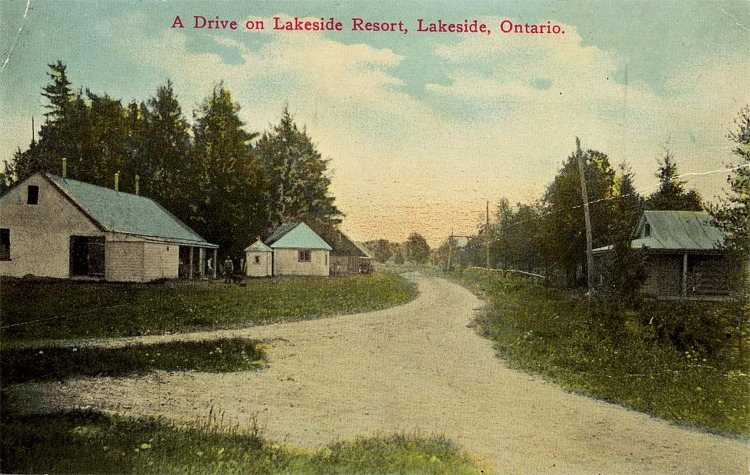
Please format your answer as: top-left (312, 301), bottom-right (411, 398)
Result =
top-left (265, 222), bottom-right (332, 250)
top-left (594, 210), bottom-right (725, 253)
top-left (634, 211), bottom-right (725, 251)
top-left (45, 174), bottom-right (217, 248)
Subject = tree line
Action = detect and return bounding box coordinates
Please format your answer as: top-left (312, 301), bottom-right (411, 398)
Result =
top-left (2, 61), bottom-right (341, 257)
top-left (440, 109), bottom-right (749, 296)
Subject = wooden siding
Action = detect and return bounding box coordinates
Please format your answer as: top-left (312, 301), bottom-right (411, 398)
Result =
top-left (142, 242), bottom-right (178, 281)
top-left (273, 248), bottom-right (329, 276)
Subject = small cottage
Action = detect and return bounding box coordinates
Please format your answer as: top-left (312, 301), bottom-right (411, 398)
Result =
top-left (265, 222), bottom-right (332, 277)
top-left (316, 227), bottom-right (374, 275)
top-left (594, 210), bottom-right (732, 299)
top-left (244, 238), bottom-right (273, 277)
top-left (0, 172), bottom-right (218, 282)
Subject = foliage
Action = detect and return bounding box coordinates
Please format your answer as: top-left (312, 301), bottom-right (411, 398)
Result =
top-left (711, 106), bottom-right (750, 257)
top-left (455, 268), bottom-right (749, 436)
top-left (392, 248), bottom-right (405, 265)
top-left (256, 107), bottom-right (342, 231)
top-left (405, 232), bottom-right (431, 264)
top-left (0, 338), bottom-right (265, 385)
top-left (364, 239), bottom-right (395, 263)
top-left (191, 83), bottom-right (267, 257)
top-left (0, 410), bottom-right (481, 474)
top-left (709, 106), bottom-right (750, 360)
top-left (646, 150), bottom-right (703, 211)
top-left (0, 273), bottom-right (416, 343)
top-left (3, 63), bottom-right (347, 260)
top-left (491, 200), bottom-right (546, 273)
top-left (598, 164), bottom-right (646, 299)
top-left (540, 144), bottom-right (616, 285)
top-left (134, 80), bottom-right (193, 218)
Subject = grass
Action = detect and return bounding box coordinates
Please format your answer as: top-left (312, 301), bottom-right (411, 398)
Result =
top-left (0, 338), bottom-right (266, 385)
top-left (0, 410), bottom-right (481, 474)
top-left (0, 273), bottom-right (416, 343)
top-left (454, 268), bottom-right (750, 437)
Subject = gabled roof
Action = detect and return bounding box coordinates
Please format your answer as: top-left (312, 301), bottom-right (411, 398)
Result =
top-left (265, 222), bottom-right (332, 250)
top-left (245, 238), bottom-right (272, 253)
top-left (594, 210), bottom-right (725, 253)
top-left (41, 173), bottom-right (217, 248)
top-left (317, 228), bottom-right (373, 258)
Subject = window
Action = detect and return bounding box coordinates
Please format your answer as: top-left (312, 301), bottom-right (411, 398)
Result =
top-left (254, 255), bottom-right (261, 265)
top-left (27, 185), bottom-right (39, 205)
top-left (298, 250), bottom-right (311, 262)
top-left (0, 228), bottom-right (10, 260)
top-left (644, 223), bottom-right (651, 237)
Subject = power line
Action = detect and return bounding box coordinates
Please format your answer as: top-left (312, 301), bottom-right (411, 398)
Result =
top-left (484, 162), bottom-right (749, 238)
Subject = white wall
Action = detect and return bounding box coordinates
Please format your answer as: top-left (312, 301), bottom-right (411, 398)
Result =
top-left (105, 237), bottom-right (179, 282)
top-left (273, 248), bottom-right (329, 276)
top-left (245, 251), bottom-right (272, 277)
top-left (142, 241), bottom-right (178, 281)
top-left (0, 175), bottom-right (101, 279)
top-left (105, 241), bottom-right (144, 282)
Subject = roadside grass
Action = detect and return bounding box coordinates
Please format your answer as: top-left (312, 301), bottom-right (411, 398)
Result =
top-left (455, 268), bottom-right (750, 437)
top-left (0, 273), bottom-right (416, 343)
top-left (0, 410), bottom-right (481, 474)
top-left (0, 338), bottom-right (266, 385)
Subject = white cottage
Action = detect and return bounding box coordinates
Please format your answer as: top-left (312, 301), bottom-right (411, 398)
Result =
top-left (0, 172), bottom-right (218, 282)
top-left (265, 222), bottom-right (332, 277)
top-left (244, 238), bottom-right (273, 277)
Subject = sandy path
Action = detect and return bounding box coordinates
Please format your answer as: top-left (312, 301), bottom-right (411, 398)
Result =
top-left (24, 276), bottom-right (749, 473)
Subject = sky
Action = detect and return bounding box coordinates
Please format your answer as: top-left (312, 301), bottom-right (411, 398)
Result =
top-left (1, 0), bottom-right (748, 245)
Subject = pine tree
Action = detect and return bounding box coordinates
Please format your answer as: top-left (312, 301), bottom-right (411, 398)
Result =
top-left (192, 83), bottom-right (266, 256)
top-left (710, 106), bottom-right (750, 360)
top-left (8, 61), bottom-right (80, 180)
top-left (256, 107), bottom-right (341, 229)
top-left (139, 81), bottom-right (193, 214)
top-left (646, 151), bottom-right (703, 211)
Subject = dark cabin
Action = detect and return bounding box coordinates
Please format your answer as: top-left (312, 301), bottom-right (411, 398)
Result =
top-left (593, 210), bottom-right (734, 299)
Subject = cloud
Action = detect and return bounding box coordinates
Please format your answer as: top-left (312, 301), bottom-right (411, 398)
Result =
top-left (9, 12), bottom-right (745, 245)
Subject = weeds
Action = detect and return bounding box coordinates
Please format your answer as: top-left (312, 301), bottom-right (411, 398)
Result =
top-left (0, 410), bottom-right (481, 474)
top-left (455, 268), bottom-right (750, 436)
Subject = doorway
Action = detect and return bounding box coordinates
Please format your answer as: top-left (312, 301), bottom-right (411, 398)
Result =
top-left (70, 236), bottom-right (105, 277)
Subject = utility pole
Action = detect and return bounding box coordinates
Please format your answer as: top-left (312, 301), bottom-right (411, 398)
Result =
top-left (447, 230), bottom-right (453, 271)
top-left (486, 201), bottom-right (491, 268)
top-left (576, 137), bottom-right (595, 295)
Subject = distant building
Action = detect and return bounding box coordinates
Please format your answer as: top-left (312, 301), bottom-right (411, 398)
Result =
top-left (263, 222), bottom-right (332, 277)
top-left (0, 172), bottom-right (217, 282)
top-left (593, 210), bottom-right (733, 299)
top-left (316, 227), bottom-right (373, 275)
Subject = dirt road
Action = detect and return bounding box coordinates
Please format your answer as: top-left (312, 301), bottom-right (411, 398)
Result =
top-left (28, 276), bottom-right (749, 473)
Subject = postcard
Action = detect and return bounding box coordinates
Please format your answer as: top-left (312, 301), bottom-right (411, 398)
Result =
top-left (1, 1), bottom-right (748, 473)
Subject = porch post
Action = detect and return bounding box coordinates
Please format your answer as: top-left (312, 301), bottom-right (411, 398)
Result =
top-left (213, 248), bottom-right (218, 279)
top-left (199, 248), bottom-right (205, 278)
top-left (189, 247), bottom-right (194, 280)
top-left (681, 253), bottom-right (688, 296)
